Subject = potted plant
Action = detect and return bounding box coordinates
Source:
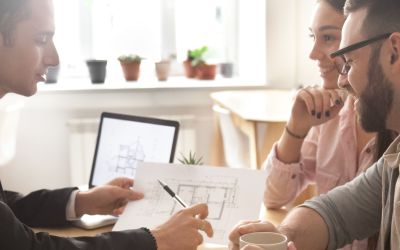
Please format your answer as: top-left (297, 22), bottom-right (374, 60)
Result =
top-left (86, 59), bottom-right (107, 83)
top-left (183, 46), bottom-right (207, 78)
top-left (183, 46), bottom-right (217, 80)
top-left (178, 151), bottom-right (203, 166)
top-left (155, 60), bottom-right (170, 81)
top-left (195, 61), bottom-right (217, 80)
top-left (118, 54), bottom-right (142, 81)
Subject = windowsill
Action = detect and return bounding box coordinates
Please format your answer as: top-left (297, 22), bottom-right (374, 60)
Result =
top-left (37, 76), bottom-right (267, 93)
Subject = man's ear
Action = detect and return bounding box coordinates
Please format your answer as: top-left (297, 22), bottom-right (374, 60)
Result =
top-left (389, 33), bottom-right (400, 65)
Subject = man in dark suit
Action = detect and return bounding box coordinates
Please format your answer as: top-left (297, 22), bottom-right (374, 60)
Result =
top-left (0, 0), bottom-right (213, 249)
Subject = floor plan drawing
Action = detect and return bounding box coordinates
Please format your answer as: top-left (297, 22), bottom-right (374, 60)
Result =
top-left (170, 178), bottom-right (239, 220)
top-left (113, 163), bottom-right (267, 245)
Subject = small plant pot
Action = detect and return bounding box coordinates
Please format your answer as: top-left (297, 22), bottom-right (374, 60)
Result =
top-left (86, 59), bottom-right (107, 84)
top-left (155, 61), bottom-right (170, 81)
top-left (120, 61), bottom-right (141, 81)
top-left (220, 62), bottom-right (234, 78)
top-left (45, 65), bottom-right (60, 83)
top-left (196, 64), bottom-right (217, 80)
top-left (183, 60), bottom-right (196, 78)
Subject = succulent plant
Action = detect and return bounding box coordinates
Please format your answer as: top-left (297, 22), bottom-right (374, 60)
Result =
top-left (118, 54), bottom-right (143, 63)
top-left (178, 151), bottom-right (203, 166)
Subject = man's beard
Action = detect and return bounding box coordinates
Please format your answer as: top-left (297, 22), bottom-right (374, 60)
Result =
top-left (357, 46), bottom-right (393, 132)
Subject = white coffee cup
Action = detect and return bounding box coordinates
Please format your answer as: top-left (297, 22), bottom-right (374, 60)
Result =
top-left (239, 232), bottom-right (288, 250)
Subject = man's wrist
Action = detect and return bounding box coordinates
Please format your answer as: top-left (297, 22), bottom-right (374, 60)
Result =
top-left (66, 190), bottom-right (80, 220)
top-left (75, 191), bottom-right (90, 217)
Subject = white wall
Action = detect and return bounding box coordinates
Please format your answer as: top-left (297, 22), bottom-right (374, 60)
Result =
top-left (296, 0), bottom-right (321, 87)
top-left (0, 88), bottom-right (219, 194)
top-left (266, 0), bottom-right (320, 88)
top-left (0, 1), bottom-right (320, 194)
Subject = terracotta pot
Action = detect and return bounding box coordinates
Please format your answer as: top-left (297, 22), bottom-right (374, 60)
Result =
top-left (120, 61), bottom-right (140, 81)
top-left (183, 60), bottom-right (196, 78)
top-left (196, 64), bottom-right (217, 80)
top-left (155, 61), bottom-right (170, 81)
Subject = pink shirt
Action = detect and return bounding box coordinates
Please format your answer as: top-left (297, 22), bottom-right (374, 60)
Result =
top-left (263, 98), bottom-right (376, 250)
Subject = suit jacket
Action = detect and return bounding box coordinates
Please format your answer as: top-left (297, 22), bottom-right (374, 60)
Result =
top-left (0, 180), bottom-right (156, 250)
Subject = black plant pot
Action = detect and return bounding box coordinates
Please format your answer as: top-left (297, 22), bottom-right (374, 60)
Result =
top-left (86, 59), bottom-right (107, 83)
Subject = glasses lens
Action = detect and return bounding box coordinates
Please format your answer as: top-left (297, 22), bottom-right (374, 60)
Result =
top-left (333, 56), bottom-right (348, 75)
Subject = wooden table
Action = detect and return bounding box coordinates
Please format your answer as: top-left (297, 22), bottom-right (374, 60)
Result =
top-left (34, 208), bottom-right (288, 250)
top-left (210, 90), bottom-right (292, 169)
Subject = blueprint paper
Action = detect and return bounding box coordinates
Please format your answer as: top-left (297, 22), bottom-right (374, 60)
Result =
top-left (113, 162), bottom-right (267, 245)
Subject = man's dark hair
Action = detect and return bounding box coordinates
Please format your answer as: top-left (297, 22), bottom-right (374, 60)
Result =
top-left (319, 0), bottom-right (346, 13)
top-left (345, 0), bottom-right (400, 37)
top-left (0, 0), bottom-right (30, 45)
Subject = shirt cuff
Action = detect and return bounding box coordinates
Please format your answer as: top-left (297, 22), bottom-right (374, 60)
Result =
top-left (66, 190), bottom-right (80, 220)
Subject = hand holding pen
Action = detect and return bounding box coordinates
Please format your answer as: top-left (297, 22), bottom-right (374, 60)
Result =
top-left (157, 179), bottom-right (188, 208)
top-left (154, 179), bottom-right (214, 243)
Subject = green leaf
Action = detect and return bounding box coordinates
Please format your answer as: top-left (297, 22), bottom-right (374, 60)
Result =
top-left (187, 46), bottom-right (208, 61)
top-left (177, 151), bottom-right (203, 166)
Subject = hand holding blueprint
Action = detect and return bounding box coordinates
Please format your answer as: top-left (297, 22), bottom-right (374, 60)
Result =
top-left (113, 162), bottom-right (267, 245)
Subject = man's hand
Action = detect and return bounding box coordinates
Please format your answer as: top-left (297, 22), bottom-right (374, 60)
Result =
top-left (228, 220), bottom-right (278, 250)
top-left (75, 177), bottom-right (144, 217)
top-left (151, 203), bottom-right (213, 250)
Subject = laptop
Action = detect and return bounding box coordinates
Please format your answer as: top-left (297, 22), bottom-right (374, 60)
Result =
top-left (73, 112), bottom-right (179, 229)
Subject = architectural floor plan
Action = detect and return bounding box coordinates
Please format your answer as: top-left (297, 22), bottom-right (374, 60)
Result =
top-left (113, 163), bottom-right (267, 245)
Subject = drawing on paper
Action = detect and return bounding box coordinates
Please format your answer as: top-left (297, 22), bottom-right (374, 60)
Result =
top-left (137, 176), bottom-right (240, 240)
top-left (112, 163), bottom-right (268, 245)
top-left (170, 182), bottom-right (238, 220)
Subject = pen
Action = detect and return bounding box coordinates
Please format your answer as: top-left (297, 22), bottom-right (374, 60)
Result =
top-left (157, 179), bottom-right (188, 208)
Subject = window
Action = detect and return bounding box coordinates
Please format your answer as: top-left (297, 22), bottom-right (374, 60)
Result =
top-left (53, 0), bottom-right (266, 81)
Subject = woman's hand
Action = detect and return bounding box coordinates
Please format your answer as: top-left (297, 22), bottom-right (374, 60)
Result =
top-left (286, 86), bottom-right (346, 137)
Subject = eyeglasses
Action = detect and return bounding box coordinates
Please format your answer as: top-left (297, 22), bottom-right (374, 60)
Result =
top-left (330, 33), bottom-right (391, 75)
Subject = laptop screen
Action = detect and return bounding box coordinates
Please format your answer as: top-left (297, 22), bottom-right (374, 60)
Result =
top-left (89, 112), bottom-right (179, 187)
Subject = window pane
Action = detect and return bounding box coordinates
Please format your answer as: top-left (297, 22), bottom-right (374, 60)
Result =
top-left (175, 0), bottom-right (231, 63)
top-left (53, 0), bottom-right (81, 73)
top-left (101, 0), bottom-right (161, 60)
top-left (52, 0), bottom-right (264, 81)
